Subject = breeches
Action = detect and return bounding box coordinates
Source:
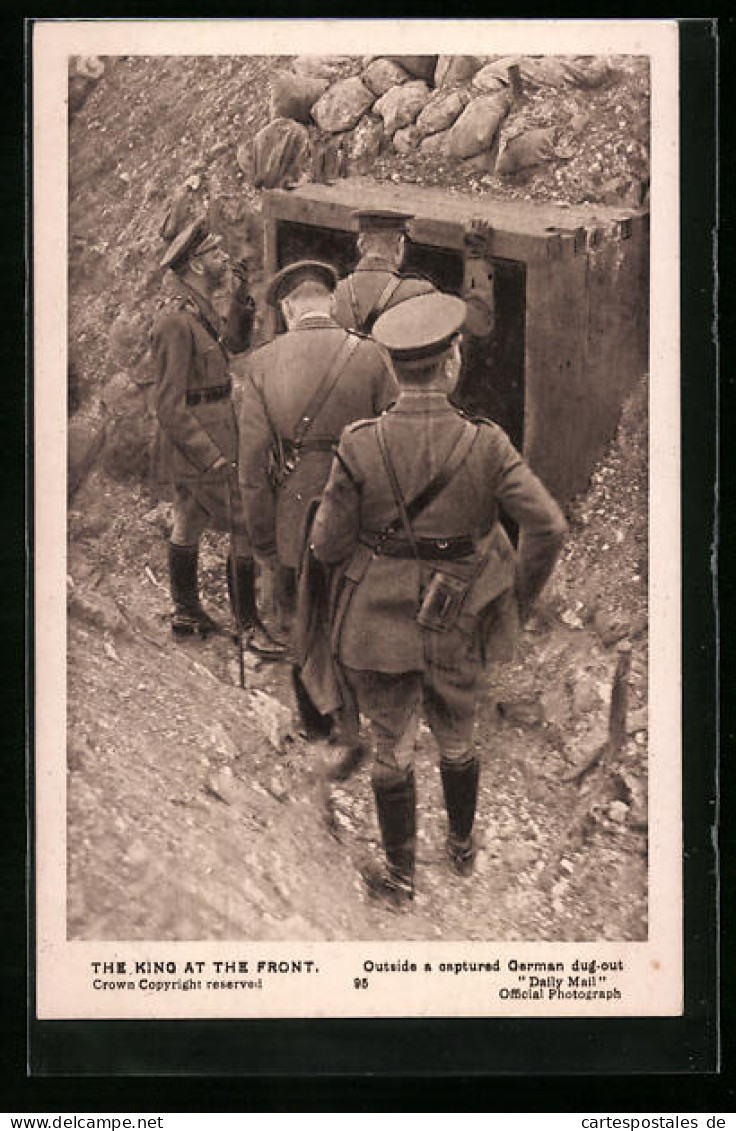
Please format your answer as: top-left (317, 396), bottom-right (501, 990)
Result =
top-left (171, 483), bottom-right (250, 557)
top-left (343, 652), bottom-right (481, 771)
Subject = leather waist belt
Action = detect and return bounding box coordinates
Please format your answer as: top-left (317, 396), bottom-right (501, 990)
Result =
top-left (187, 380), bottom-right (231, 406)
top-left (296, 438), bottom-right (336, 454)
top-left (359, 531), bottom-right (476, 561)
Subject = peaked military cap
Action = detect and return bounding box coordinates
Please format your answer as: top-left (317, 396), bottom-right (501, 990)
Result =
top-left (372, 292), bottom-right (467, 366)
top-left (352, 209), bottom-right (413, 234)
top-left (160, 217), bottom-right (222, 272)
top-left (265, 259), bottom-right (338, 307)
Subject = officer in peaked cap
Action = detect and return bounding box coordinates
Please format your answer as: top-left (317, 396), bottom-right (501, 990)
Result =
top-left (239, 258), bottom-right (398, 742)
top-left (331, 208), bottom-right (436, 335)
top-left (151, 216), bottom-right (286, 657)
top-left (311, 291), bottom-right (568, 907)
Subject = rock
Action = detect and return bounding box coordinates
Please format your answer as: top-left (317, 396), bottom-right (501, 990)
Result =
top-left (248, 689), bottom-right (293, 751)
top-left (347, 114), bottom-right (384, 168)
top-left (292, 56), bottom-right (354, 81)
top-left (311, 76), bottom-right (376, 133)
top-left (392, 125), bottom-right (422, 155)
top-left (384, 56), bottom-right (437, 83)
top-left (415, 87), bottom-right (471, 138)
top-left (570, 111), bottom-right (591, 133)
top-left (472, 57), bottom-right (518, 86)
top-left (361, 58), bottom-right (410, 97)
top-left (560, 608), bottom-right (584, 630)
top-left (73, 56), bottom-right (105, 81)
top-left (448, 90), bottom-right (511, 159)
top-left (251, 118), bottom-right (312, 189)
top-left (496, 127), bottom-right (558, 175)
top-left (471, 63), bottom-right (511, 94)
top-left (420, 129), bottom-right (452, 157)
top-left (374, 80), bottom-right (432, 136)
top-left (496, 697), bottom-right (545, 728)
top-left (204, 766), bottom-right (239, 806)
top-left (608, 800), bottom-right (629, 824)
top-left (434, 55), bottom-right (485, 88)
top-left (593, 610), bottom-right (629, 647)
top-left (463, 148), bottom-right (498, 173)
top-left (269, 69), bottom-right (329, 124)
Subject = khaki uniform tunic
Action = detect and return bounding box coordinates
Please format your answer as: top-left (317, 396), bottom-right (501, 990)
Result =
top-left (238, 313), bottom-right (398, 568)
top-left (332, 256), bottom-right (436, 334)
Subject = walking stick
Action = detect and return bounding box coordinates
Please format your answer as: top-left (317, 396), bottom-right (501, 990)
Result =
top-left (225, 471), bottom-right (246, 690)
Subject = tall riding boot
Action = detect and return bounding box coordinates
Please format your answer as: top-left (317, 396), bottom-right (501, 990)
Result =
top-left (440, 754), bottom-right (480, 877)
top-left (361, 765), bottom-right (416, 906)
top-left (227, 555), bottom-right (287, 660)
top-left (291, 666), bottom-right (333, 741)
top-left (168, 542), bottom-right (219, 637)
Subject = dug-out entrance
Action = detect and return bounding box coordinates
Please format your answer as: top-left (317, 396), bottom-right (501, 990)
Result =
top-left (263, 179), bottom-right (649, 504)
top-left (275, 219), bottom-right (526, 451)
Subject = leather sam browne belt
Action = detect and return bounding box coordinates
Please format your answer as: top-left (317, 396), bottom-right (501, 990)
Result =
top-left (359, 530), bottom-right (476, 561)
top-left (186, 380), bottom-right (232, 406)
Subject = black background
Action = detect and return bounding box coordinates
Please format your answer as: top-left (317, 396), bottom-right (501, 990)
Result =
top-left (5, 8), bottom-right (730, 1111)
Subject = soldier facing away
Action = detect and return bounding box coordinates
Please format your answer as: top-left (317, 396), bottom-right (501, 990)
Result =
top-left (331, 209), bottom-right (436, 335)
top-left (310, 291), bottom-right (568, 907)
top-left (238, 259), bottom-right (398, 622)
top-left (151, 217), bottom-right (285, 658)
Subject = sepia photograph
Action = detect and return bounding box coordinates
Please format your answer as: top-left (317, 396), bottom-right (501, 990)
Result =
top-left (33, 19), bottom-right (683, 1024)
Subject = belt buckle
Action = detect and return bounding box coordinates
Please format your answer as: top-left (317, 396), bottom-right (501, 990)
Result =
top-left (436, 539), bottom-right (449, 552)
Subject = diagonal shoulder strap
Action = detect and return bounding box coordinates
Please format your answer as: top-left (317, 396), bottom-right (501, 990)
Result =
top-left (292, 332), bottom-right (362, 449)
top-left (376, 417), bottom-right (479, 539)
top-left (347, 274), bottom-right (361, 330)
top-left (363, 274), bottom-right (403, 333)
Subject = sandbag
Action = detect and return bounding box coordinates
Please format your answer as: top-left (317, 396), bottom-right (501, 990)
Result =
top-left (270, 69), bottom-right (329, 124)
top-left (311, 76), bottom-right (376, 132)
top-left (420, 129), bottom-right (451, 157)
top-left (361, 57), bottom-right (410, 97)
top-left (415, 86), bottom-right (471, 138)
top-left (347, 114), bottom-right (385, 167)
top-left (392, 125), bottom-right (422, 154)
top-left (251, 118), bottom-right (312, 189)
top-left (495, 127), bottom-right (557, 175)
top-left (374, 79), bottom-right (432, 136)
top-left (448, 90), bottom-right (511, 159)
top-left (434, 55), bottom-right (485, 87)
top-left (471, 62), bottom-right (512, 93)
top-left (384, 55), bottom-right (437, 82)
top-left (292, 56), bottom-right (354, 80)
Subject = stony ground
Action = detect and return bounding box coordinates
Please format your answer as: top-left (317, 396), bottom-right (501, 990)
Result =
top-left (65, 54), bottom-right (649, 941)
top-left (67, 374), bottom-right (648, 942)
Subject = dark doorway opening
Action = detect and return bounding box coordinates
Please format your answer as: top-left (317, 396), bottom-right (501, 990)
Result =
top-left (277, 221), bottom-right (358, 278)
top-left (274, 223), bottom-right (526, 453)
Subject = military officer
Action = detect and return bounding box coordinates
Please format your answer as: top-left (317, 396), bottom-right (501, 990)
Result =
top-left (238, 259), bottom-right (398, 618)
top-left (310, 291), bottom-right (568, 907)
top-left (331, 209), bottom-right (436, 334)
top-left (151, 216), bottom-right (285, 658)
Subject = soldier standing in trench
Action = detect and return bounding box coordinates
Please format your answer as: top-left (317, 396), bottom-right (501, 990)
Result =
top-left (331, 209), bottom-right (436, 334)
top-left (238, 259), bottom-right (398, 746)
top-left (310, 291), bottom-right (567, 907)
top-left (152, 216), bottom-right (286, 658)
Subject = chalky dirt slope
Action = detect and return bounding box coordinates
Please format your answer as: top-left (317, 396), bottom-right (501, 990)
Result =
top-left (66, 55), bottom-right (649, 942)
